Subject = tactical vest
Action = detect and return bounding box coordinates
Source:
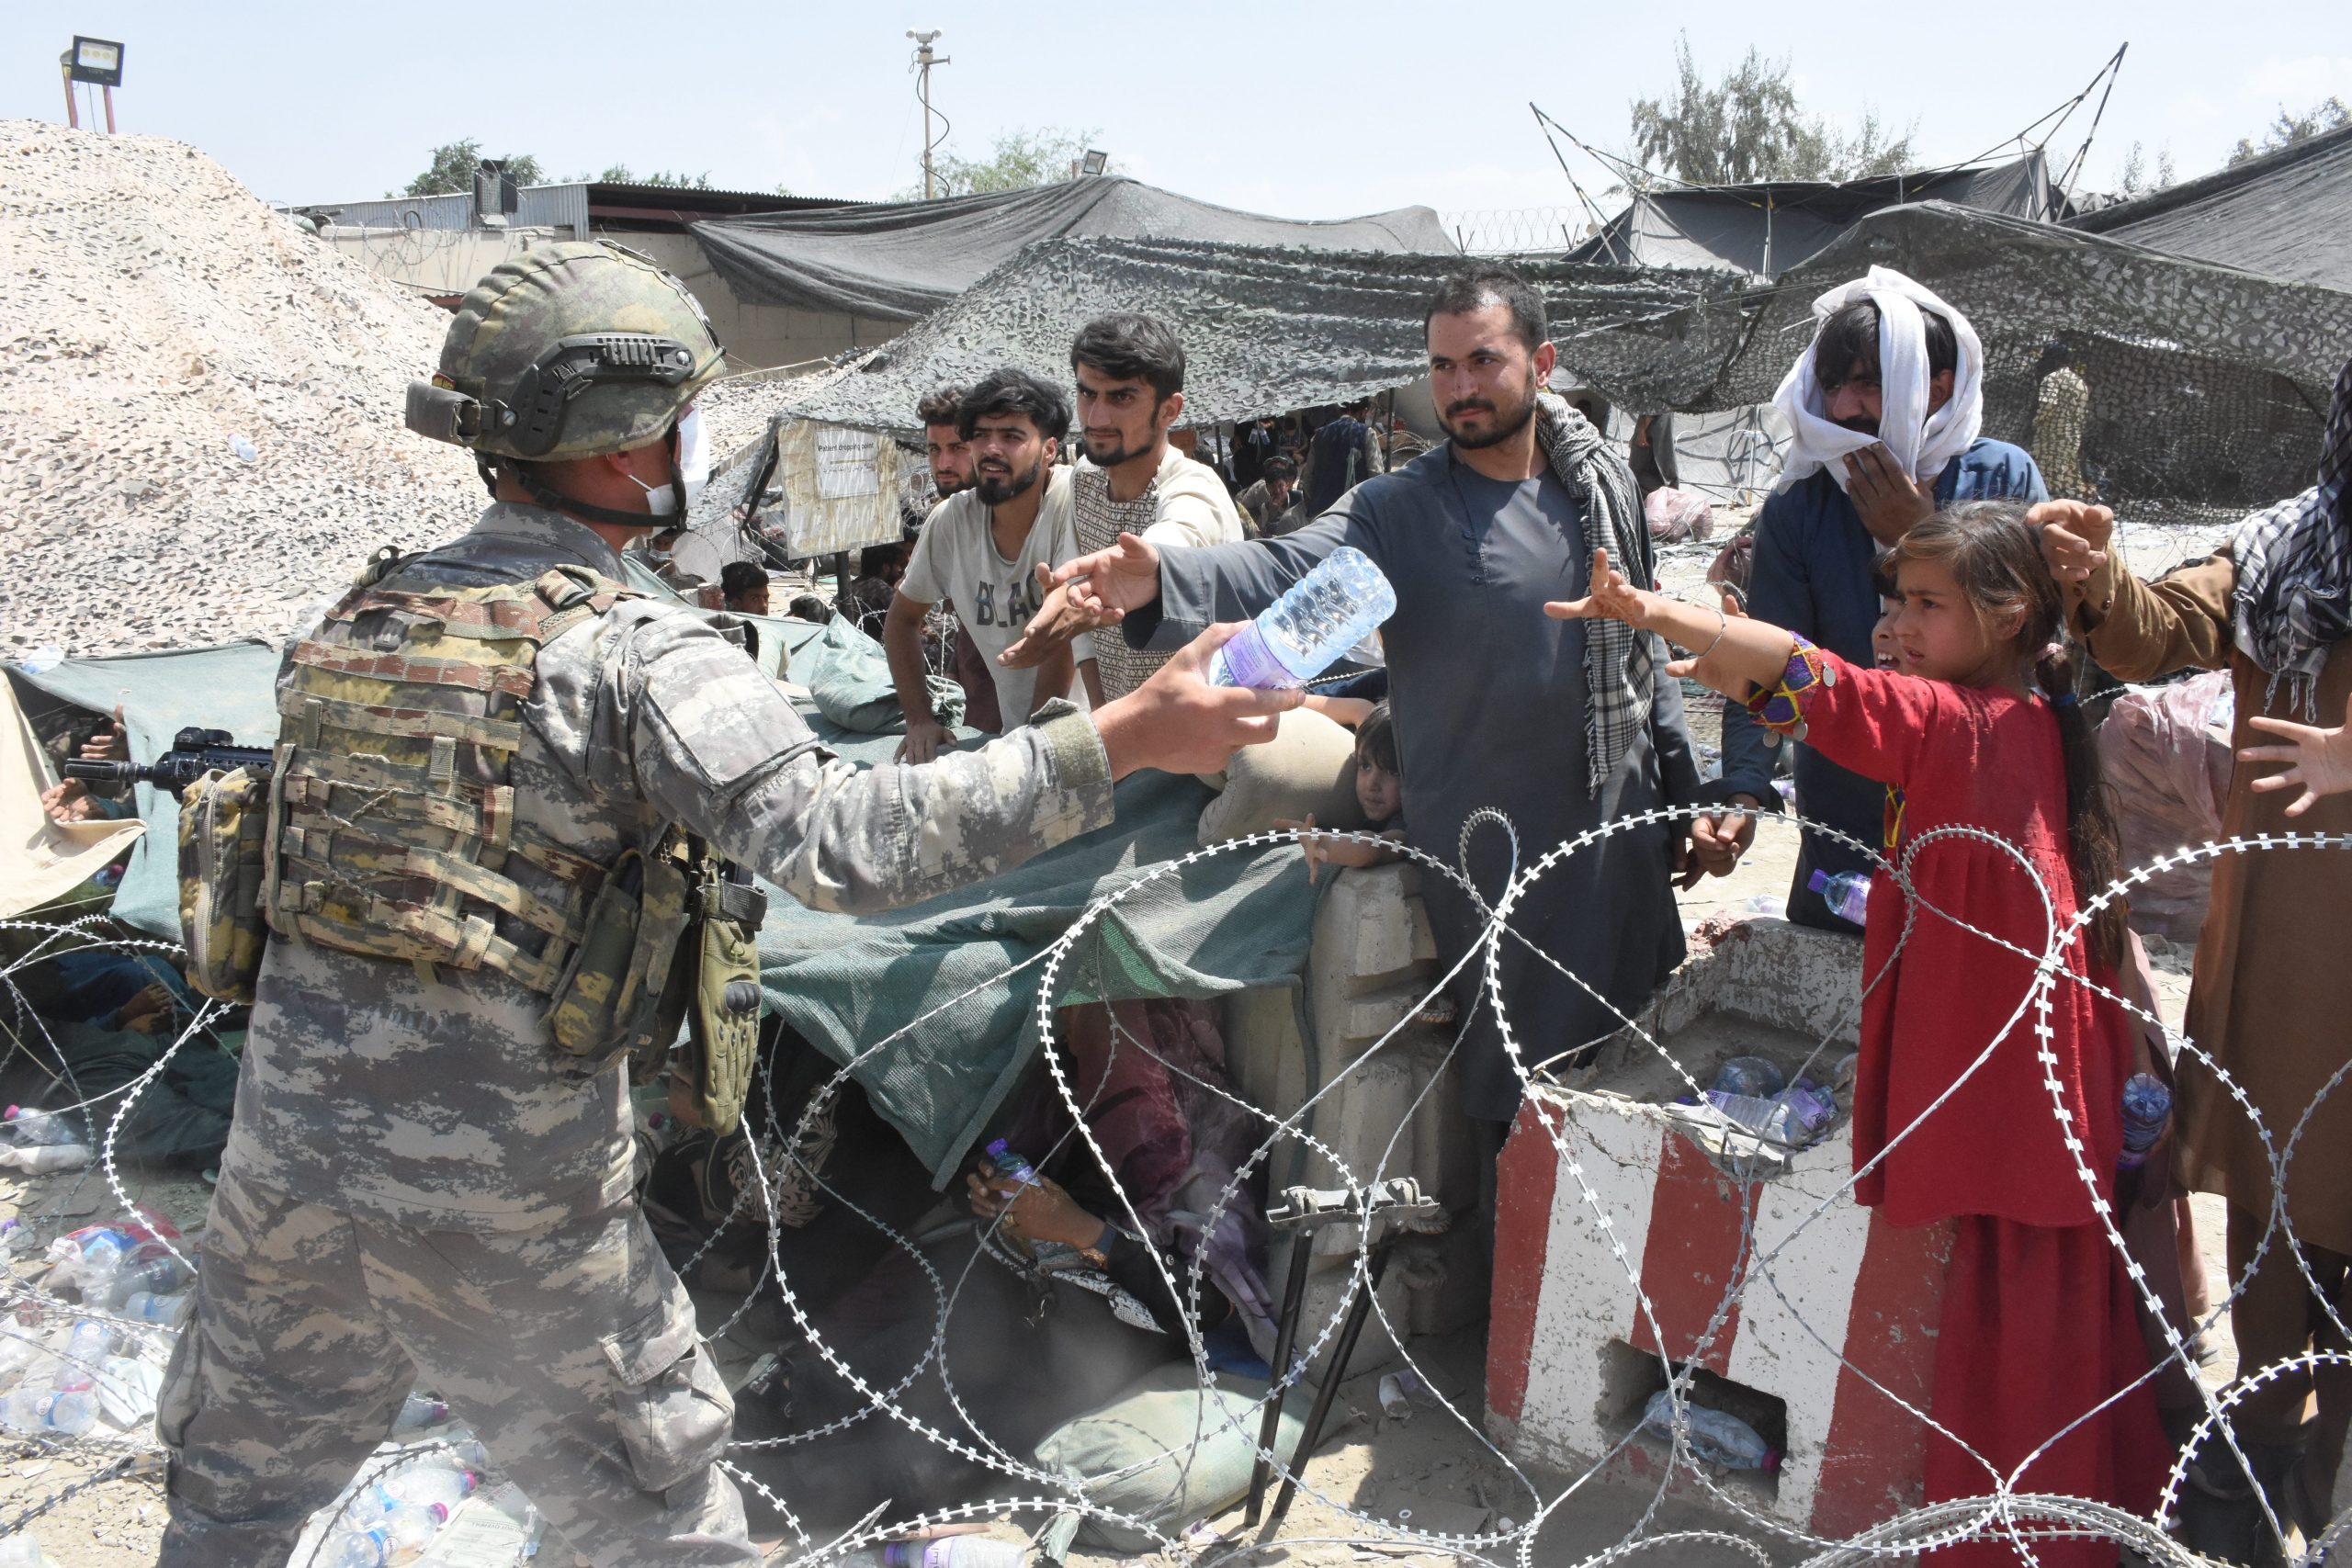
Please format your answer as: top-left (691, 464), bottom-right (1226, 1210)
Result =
top-left (261, 552), bottom-right (691, 1063)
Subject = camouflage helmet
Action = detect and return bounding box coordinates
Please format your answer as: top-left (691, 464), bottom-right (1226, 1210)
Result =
top-left (404, 240), bottom-right (723, 462)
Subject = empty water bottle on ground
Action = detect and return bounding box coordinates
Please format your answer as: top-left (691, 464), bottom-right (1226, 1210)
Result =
top-left (0, 1142), bottom-right (90, 1174)
top-left (228, 433), bottom-right (258, 464)
top-left (51, 1320), bottom-right (113, 1390)
top-left (984, 1139), bottom-right (1040, 1187)
top-left (122, 1290), bottom-right (193, 1327)
top-left (1207, 546), bottom-right (1397, 690)
top-left (2120, 1074), bottom-right (2172, 1169)
top-left (390, 1390), bottom-right (450, 1432)
top-left (331, 1501), bottom-right (449, 1566)
top-left (108, 1250), bottom-right (194, 1306)
top-left (1638, 1390), bottom-right (1779, 1472)
top-left (1809, 869), bottom-right (1871, 925)
top-left (1711, 1056), bottom-right (1786, 1100)
top-left (2, 1386), bottom-right (96, 1438)
top-left (0, 1529), bottom-right (54, 1565)
top-left (884, 1536), bottom-right (1026, 1568)
top-left (3, 1108), bottom-right (78, 1146)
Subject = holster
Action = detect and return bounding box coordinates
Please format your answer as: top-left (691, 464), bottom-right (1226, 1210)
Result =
top-left (684, 863), bottom-right (767, 1136)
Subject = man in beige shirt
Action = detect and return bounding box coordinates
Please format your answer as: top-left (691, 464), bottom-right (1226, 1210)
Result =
top-left (1003, 312), bottom-right (1244, 701)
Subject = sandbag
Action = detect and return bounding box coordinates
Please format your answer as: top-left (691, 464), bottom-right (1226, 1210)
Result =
top-left (2098, 671), bottom-right (2233, 942)
top-left (1034, 1361), bottom-right (1306, 1553)
top-left (1196, 706), bottom-right (1365, 846)
top-left (1644, 484), bottom-right (1715, 543)
top-left (793, 615), bottom-right (966, 735)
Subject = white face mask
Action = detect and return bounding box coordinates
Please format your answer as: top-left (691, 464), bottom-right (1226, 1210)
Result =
top-left (628, 406), bottom-right (708, 517)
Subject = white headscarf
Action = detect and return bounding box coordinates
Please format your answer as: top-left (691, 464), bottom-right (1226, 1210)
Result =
top-left (1771, 265), bottom-right (1984, 495)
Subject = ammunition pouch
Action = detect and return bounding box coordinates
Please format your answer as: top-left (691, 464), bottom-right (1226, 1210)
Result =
top-left (176, 766), bottom-right (271, 1003)
top-left (543, 843), bottom-right (695, 1069)
top-left (684, 865), bottom-right (766, 1137)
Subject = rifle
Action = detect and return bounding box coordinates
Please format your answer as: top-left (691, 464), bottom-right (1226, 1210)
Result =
top-left (64, 728), bottom-right (273, 802)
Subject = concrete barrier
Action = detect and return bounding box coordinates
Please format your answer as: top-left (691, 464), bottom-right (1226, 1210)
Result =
top-left (1484, 916), bottom-right (1954, 1537)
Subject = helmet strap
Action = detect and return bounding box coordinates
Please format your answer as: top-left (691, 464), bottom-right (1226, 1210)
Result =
top-left (498, 457), bottom-right (668, 531)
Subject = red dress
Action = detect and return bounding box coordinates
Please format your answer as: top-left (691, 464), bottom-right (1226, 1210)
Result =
top-left (1750, 643), bottom-right (2165, 1563)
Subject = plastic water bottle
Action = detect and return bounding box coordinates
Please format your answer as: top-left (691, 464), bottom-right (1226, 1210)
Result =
top-left (390, 1391), bottom-right (450, 1432)
top-left (0, 1529), bottom-right (52, 1565)
top-left (1711, 1056), bottom-right (1786, 1100)
top-left (53, 1231), bottom-right (130, 1300)
top-left (984, 1139), bottom-right (1040, 1188)
top-left (1703, 1091), bottom-right (1797, 1143)
top-left (1207, 547), bottom-right (1397, 690)
top-left (1, 1386), bottom-right (96, 1438)
top-left (108, 1252), bottom-right (194, 1306)
top-left (2120, 1074), bottom-right (2172, 1169)
top-left (228, 433), bottom-right (259, 464)
top-left (1638, 1390), bottom-right (1779, 1472)
top-left (122, 1291), bottom-right (194, 1327)
top-left (380, 1462), bottom-right (479, 1512)
top-left (3, 1108), bottom-right (78, 1146)
top-left (0, 1333), bottom-right (51, 1393)
top-left (331, 1501), bottom-right (449, 1566)
top-left (884, 1537), bottom-right (1026, 1568)
top-left (51, 1320), bottom-right (113, 1390)
top-left (1809, 868), bottom-right (1871, 925)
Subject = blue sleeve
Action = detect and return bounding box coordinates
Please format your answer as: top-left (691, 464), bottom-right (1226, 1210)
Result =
top-left (1716, 494), bottom-right (1810, 806)
top-left (2014, 451), bottom-right (2050, 504)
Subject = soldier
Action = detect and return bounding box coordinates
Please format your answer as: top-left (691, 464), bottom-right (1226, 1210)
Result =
top-left (155, 241), bottom-right (1294, 1565)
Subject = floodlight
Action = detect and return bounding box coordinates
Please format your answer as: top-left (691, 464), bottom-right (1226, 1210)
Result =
top-left (1081, 149), bottom-right (1109, 176)
top-left (67, 37), bottom-right (123, 87)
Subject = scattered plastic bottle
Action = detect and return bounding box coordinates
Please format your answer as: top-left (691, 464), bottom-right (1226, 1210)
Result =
top-left (380, 1462), bottom-right (479, 1513)
top-left (13, 649), bottom-right (64, 676)
top-left (108, 1251), bottom-right (194, 1306)
top-left (45, 1229), bottom-right (130, 1299)
top-left (122, 1291), bottom-right (194, 1327)
top-left (1703, 1091), bottom-right (1798, 1144)
top-left (1809, 868), bottom-right (1871, 926)
top-left (3, 1108), bottom-right (79, 1146)
top-left (228, 433), bottom-right (259, 464)
top-left (1207, 546), bottom-right (1397, 691)
top-left (884, 1537), bottom-right (1026, 1568)
top-left (390, 1390), bottom-right (450, 1433)
top-left (1738, 893), bottom-right (1785, 918)
top-left (983, 1139), bottom-right (1040, 1188)
top-left (0, 1529), bottom-right (53, 1565)
top-left (1711, 1056), bottom-right (1787, 1100)
top-left (330, 1501), bottom-right (450, 1566)
top-left (1776, 1081), bottom-right (1838, 1139)
top-left (0, 1333), bottom-right (51, 1393)
top-left (1638, 1390), bottom-right (1780, 1472)
top-left (51, 1320), bottom-right (113, 1390)
top-left (2120, 1073), bottom-right (2173, 1169)
top-left (1, 1385), bottom-right (96, 1438)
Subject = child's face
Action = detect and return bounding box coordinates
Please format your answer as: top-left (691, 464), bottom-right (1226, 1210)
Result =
top-left (1871, 597), bottom-right (1905, 669)
top-left (1355, 755), bottom-right (1402, 824)
top-left (1889, 558), bottom-right (2011, 685)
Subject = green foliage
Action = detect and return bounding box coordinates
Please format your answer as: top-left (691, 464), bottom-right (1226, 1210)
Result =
top-left (583, 164), bottom-right (716, 187)
top-left (2116, 141), bottom-right (2177, 197)
top-left (2227, 96), bottom-right (2351, 167)
top-left (901, 128), bottom-right (1109, 200)
top-left (396, 139), bottom-right (544, 198)
top-left (1626, 37), bottom-right (1917, 187)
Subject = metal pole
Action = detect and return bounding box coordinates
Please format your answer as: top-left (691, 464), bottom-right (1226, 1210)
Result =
top-left (1244, 1233), bottom-right (1319, 1528)
top-left (60, 60), bottom-right (78, 129)
top-left (1261, 1242), bottom-right (1397, 1538)
top-left (919, 63), bottom-right (934, 199)
top-left (102, 84), bottom-right (116, 134)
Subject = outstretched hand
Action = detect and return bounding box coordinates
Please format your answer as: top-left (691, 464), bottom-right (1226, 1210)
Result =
top-left (2030, 500), bottom-right (2115, 592)
top-left (2240, 691), bottom-right (2352, 818)
top-left (1091, 622), bottom-right (1301, 779)
top-left (1544, 547), bottom-right (1657, 633)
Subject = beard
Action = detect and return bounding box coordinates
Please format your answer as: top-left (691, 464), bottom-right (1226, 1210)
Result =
top-left (1080, 430), bottom-right (1146, 468)
top-left (1442, 377), bottom-right (1540, 451)
top-left (974, 456), bottom-right (1044, 505)
top-left (933, 472), bottom-right (973, 498)
top-left (1833, 414), bottom-right (1879, 436)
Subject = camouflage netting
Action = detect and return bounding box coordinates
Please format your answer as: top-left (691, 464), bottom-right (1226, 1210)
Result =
top-left (713, 199), bottom-right (2352, 525)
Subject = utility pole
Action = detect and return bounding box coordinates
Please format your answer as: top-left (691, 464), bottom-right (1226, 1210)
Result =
top-left (906, 29), bottom-right (949, 200)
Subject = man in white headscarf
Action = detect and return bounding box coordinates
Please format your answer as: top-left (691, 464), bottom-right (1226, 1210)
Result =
top-left (1716, 267), bottom-right (2049, 931)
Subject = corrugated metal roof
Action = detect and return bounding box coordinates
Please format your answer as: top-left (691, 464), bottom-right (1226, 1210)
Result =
top-left (288, 182), bottom-right (857, 236)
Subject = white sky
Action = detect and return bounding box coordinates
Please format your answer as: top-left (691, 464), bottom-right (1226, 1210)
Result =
top-left (7, 1), bottom-right (2346, 221)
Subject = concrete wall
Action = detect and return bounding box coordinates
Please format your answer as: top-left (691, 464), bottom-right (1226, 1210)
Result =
top-left (601, 231), bottom-right (896, 370)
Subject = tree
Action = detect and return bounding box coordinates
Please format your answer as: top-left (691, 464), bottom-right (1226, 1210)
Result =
top-left (2115, 141), bottom-right (2177, 197)
top-left (395, 138), bottom-right (544, 198)
top-left (2227, 96), bottom-right (2350, 166)
top-left (589, 164), bottom-right (716, 188)
top-left (901, 128), bottom-right (1110, 200)
top-left (1626, 36), bottom-right (1917, 187)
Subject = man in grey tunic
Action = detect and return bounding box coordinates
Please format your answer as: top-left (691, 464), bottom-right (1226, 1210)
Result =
top-left (1046, 263), bottom-right (1736, 1134)
top-left (155, 243), bottom-right (1292, 1566)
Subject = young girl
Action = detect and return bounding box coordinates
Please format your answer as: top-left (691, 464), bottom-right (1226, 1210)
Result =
top-left (1275, 701), bottom-right (1405, 885)
top-left (1553, 502), bottom-right (2165, 1562)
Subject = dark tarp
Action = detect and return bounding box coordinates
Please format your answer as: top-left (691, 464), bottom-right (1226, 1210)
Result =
top-left (690, 175), bottom-right (1455, 322)
top-left (2069, 123), bottom-right (2352, 292)
top-left (721, 200), bottom-right (2352, 521)
top-left (1565, 151), bottom-right (2060, 275)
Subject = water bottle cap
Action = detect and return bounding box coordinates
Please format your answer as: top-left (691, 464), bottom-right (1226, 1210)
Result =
top-left (1806, 869), bottom-right (1831, 894)
top-left (4, 1107), bottom-right (19, 1121)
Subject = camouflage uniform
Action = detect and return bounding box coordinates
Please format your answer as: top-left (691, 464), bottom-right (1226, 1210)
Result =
top-left (158, 502), bottom-right (1115, 1564)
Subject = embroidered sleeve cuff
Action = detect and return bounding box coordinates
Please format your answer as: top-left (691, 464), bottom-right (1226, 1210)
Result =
top-left (1743, 637), bottom-right (1834, 740)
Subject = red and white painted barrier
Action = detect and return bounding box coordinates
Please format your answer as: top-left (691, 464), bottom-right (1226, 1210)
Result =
top-left (1483, 918), bottom-right (1954, 1537)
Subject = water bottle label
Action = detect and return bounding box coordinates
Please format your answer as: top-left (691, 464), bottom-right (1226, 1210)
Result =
top-left (1208, 622), bottom-right (1296, 691)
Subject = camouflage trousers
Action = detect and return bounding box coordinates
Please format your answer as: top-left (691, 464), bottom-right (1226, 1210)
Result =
top-left (155, 1167), bottom-right (757, 1566)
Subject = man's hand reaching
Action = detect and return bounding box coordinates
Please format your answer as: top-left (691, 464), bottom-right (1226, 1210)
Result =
top-left (1092, 623), bottom-right (1299, 779)
top-left (999, 569), bottom-right (1103, 671)
top-left (2240, 691), bottom-right (2352, 818)
top-left (2030, 500), bottom-right (2117, 614)
top-left (896, 715), bottom-right (954, 766)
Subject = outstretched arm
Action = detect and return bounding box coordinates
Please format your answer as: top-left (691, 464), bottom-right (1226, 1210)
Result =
top-left (2240, 692), bottom-right (2352, 817)
top-left (1545, 548), bottom-right (1797, 700)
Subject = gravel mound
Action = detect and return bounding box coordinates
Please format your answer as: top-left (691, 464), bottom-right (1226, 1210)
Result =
top-left (0, 119), bottom-right (485, 657)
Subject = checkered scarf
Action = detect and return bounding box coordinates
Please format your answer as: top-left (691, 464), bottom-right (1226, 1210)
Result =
top-left (1530, 392), bottom-right (1655, 795)
top-left (2233, 355), bottom-right (2352, 717)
